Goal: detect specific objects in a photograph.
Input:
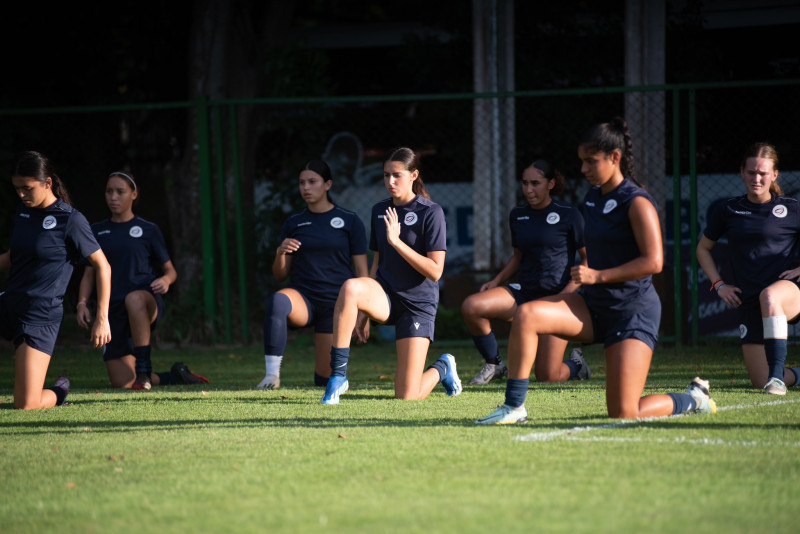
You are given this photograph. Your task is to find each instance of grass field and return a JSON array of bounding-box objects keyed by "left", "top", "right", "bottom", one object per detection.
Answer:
[{"left": 1, "top": 337, "right": 798, "bottom": 533}]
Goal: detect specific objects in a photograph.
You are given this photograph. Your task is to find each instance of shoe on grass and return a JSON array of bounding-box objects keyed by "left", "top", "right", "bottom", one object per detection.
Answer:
[
  {"left": 54, "top": 376, "right": 70, "bottom": 395},
  {"left": 467, "top": 360, "right": 508, "bottom": 385},
  {"left": 256, "top": 374, "right": 280, "bottom": 390},
  {"left": 171, "top": 362, "right": 210, "bottom": 384},
  {"left": 686, "top": 376, "right": 717, "bottom": 414},
  {"left": 568, "top": 348, "right": 591, "bottom": 380},
  {"left": 764, "top": 377, "right": 787, "bottom": 396},
  {"left": 321, "top": 376, "right": 349, "bottom": 405},
  {"left": 131, "top": 373, "right": 152, "bottom": 391},
  {"left": 475, "top": 404, "right": 528, "bottom": 425},
  {"left": 439, "top": 353, "right": 462, "bottom": 396}
]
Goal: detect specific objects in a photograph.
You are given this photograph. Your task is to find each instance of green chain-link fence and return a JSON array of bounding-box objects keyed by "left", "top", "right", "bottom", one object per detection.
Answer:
[{"left": 3, "top": 80, "right": 799, "bottom": 344}]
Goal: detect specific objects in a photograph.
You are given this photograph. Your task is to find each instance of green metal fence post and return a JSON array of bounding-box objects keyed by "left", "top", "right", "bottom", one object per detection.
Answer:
[
  {"left": 228, "top": 105, "right": 249, "bottom": 344},
  {"left": 213, "top": 105, "right": 233, "bottom": 343},
  {"left": 688, "top": 89, "right": 698, "bottom": 346},
  {"left": 672, "top": 88, "right": 682, "bottom": 347},
  {"left": 197, "top": 95, "right": 217, "bottom": 335}
]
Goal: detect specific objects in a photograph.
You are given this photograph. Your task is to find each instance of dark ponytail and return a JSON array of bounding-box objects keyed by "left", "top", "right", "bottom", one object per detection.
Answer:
[
  {"left": 13, "top": 150, "right": 72, "bottom": 205},
  {"left": 579, "top": 117, "right": 641, "bottom": 187},
  {"left": 386, "top": 147, "right": 430, "bottom": 200}
]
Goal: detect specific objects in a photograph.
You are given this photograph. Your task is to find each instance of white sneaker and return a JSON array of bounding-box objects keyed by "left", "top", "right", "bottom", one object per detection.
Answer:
[
  {"left": 475, "top": 404, "right": 528, "bottom": 425},
  {"left": 764, "top": 377, "right": 787, "bottom": 395},
  {"left": 256, "top": 374, "right": 280, "bottom": 390},
  {"left": 686, "top": 377, "right": 717, "bottom": 414}
]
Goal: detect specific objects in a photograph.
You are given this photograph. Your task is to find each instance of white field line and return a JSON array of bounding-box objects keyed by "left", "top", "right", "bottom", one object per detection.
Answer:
[{"left": 515, "top": 397, "right": 800, "bottom": 443}]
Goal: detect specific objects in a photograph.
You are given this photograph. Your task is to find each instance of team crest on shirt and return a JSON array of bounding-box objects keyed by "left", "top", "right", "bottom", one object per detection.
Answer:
[
  {"left": 546, "top": 212, "right": 560, "bottom": 225},
  {"left": 404, "top": 212, "right": 418, "bottom": 226},
  {"left": 739, "top": 324, "right": 747, "bottom": 339},
  {"left": 129, "top": 225, "right": 143, "bottom": 238},
  {"left": 602, "top": 199, "right": 618, "bottom": 214},
  {"left": 330, "top": 217, "right": 345, "bottom": 229},
  {"left": 42, "top": 215, "right": 57, "bottom": 230},
  {"left": 772, "top": 204, "right": 787, "bottom": 218}
]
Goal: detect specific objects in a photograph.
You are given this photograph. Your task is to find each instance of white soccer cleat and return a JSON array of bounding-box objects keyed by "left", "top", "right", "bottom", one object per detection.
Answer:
[
  {"left": 475, "top": 404, "right": 528, "bottom": 425},
  {"left": 686, "top": 377, "right": 717, "bottom": 414},
  {"left": 256, "top": 374, "right": 280, "bottom": 390}
]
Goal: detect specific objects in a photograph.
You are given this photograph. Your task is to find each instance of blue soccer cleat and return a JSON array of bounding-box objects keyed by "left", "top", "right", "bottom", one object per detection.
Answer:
[
  {"left": 475, "top": 404, "right": 528, "bottom": 425},
  {"left": 321, "top": 375, "right": 349, "bottom": 405},
  {"left": 439, "top": 353, "right": 462, "bottom": 396}
]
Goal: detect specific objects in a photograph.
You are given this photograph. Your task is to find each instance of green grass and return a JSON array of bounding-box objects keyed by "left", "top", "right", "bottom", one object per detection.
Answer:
[{"left": 1, "top": 338, "right": 799, "bottom": 533}]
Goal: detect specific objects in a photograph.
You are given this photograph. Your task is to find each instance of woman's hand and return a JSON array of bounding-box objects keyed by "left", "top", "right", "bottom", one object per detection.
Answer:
[
  {"left": 277, "top": 238, "right": 301, "bottom": 255},
  {"left": 90, "top": 314, "right": 111, "bottom": 348},
  {"left": 384, "top": 207, "right": 402, "bottom": 248},
  {"left": 779, "top": 266, "right": 800, "bottom": 283},
  {"left": 353, "top": 311, "right": 371, "bottom": 344},
  {"left": 480, "top": 279, "right": 499, "bottom": 292},
  {"left": 76, "top": 302, "right": 92, "bottom": 329},
  {"left": 150, "top": 276, "right": 171, "bottom": 295},
  {"left": 717, "top": 283, "right": 742, "bottom": 308},
  {"left": 570, "top": 264, "right": 600, "bottom": 286}
]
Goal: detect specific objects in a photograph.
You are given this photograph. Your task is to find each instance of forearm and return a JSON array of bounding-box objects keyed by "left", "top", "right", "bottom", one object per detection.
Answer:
[{"left": 391, "top": 241, "right": 444, "bottom": 281}]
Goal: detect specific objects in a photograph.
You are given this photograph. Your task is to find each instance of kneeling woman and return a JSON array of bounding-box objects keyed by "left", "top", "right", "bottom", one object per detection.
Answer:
[
  {"left": 78, "top": 171, "right": 208, "bottom": 390},
  {"left": 1, "top": 151, "right": 111, "bottom": 409},
  {"left": 321, "top": 147, "right": 461, "bottom": 404},
  {"left": 477, "top": 118, "right": 716, "bottom": 424}
]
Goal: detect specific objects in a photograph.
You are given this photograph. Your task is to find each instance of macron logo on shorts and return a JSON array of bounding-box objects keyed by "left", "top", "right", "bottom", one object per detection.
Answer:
[
  {"left": 739, "top": 324, "right": 747, "bottom": 339},
  {"left": 414, "top": 322, "right": 420, "bottom": 330}
]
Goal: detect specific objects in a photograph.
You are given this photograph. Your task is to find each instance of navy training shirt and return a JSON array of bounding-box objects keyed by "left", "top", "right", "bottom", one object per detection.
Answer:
[
  {"left": 369, "top": 195, "right": 447, "bottom": 316},
  {"left": 5, "top": 199, "right": 100, "bottom": 323},
  {"left": 581, "top": 179, "right": 661, "bottom": 312},
  {"left": 280, "top": 205, "right": 367, "bottom": 305},
  {"left": 703, "top": 194, "right": 800, "bottom": 303},
  {"left": 510, "top": 200, "right": 585, "bottom": 294},
  {"left": 92, "top": 216, "right": 171, "bottom": 302}
]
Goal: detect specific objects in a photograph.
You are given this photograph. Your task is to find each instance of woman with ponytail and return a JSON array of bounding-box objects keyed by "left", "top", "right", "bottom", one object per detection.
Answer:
[
  {"left": 697, "top": 142, "right": 800, "bottom": 395},
  {"left": 321, "top": 147, "right": 461, "bottom": 404},
  {"left": 478, "top": 118, "right": 716, "bottom": 424},
  {"left": 0, "top": 151, "right": 111, "bottom": 409}
]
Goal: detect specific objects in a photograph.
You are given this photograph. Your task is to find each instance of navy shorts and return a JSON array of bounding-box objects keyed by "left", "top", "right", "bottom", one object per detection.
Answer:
[
  {"left": 588, "top": 302, "right": 661, "bottom": 351},
  {"left": 508, "top": 284, "right": 550, "bottom": 306},
  {"left": 737, "top": 301, "right": 800, "bottom": 345},
  {"left": 103, "top": 292, "right": 165, "bottom": 361},
  {"left": 0, "top": 292, "right": 62, "bottom": 356},
  {"left": 294, "top": 292, "right": 335, "bottom": 334},
  {"left": 380, "top": 291, "right": 436, "bottom": 341}
]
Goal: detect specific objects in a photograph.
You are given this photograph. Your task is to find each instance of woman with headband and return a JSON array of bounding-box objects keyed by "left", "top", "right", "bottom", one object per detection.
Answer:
[
  {"left": 461, "top": 160, "right": 590, "bottom": 386},
  {"left": 77, "top": 171, "right": 209, "bottom": 390}
]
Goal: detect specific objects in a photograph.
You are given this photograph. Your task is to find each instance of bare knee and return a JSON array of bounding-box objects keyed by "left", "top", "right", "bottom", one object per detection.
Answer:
[
  {"left": 534, "top": 369, "right": 562, "bottom": 383},
  {"left": 124, "top": 290, "right": 150, "bottom": 313}
]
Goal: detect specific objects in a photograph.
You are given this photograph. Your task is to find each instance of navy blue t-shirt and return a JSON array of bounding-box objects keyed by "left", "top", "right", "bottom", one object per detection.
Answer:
[
  {"left": 5, "top": 199, "right": 99, "bottom": 323},
  {"left": 510, "top": 200, "right": 585, "bottom": 294},
  {"left": 369, "top": 195, "right": 447, "bottom": 316},
  {"left": 92, "top": 216, "right": 171, "bottom": 303},
  {"left": 280, "top": 205, "right": 367, "bottom": 305},
  {"left": 703, "top": 194, "right": 800, "bottom": 304},
  {"left": 581, "top": 179, "right": 660, "bottom": 313}
]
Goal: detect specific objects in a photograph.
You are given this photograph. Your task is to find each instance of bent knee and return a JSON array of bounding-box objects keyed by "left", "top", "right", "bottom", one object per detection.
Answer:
[{"left": 124, "top": 290, "right": 153, "bottom": 310}]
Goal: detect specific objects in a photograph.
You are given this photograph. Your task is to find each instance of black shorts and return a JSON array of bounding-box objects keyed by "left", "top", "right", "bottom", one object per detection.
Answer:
[
  {"left": 508, "top": 284, "right": 550, "bottom": 306},
  {"left": 103, "top": 292, "right": 165, "bottom": 361},
  {"left": 380, "top": 291, "right": 436, "bottom": 342},
  {"left": 588, "top": 302, "right": 661, "bottom": 351},
  {"left": 0, "top": 292, "right": 61, "bottom": 356},
  {"left": 738, "top": 301, "right": 800, "bottom": 345},
  {"left": 293, "top": 292, "right": 335, "bottom": 334}
]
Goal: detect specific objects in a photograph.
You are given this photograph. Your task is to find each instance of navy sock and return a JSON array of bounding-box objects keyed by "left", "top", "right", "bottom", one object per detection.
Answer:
[
  {"left": 264, "top": 293, "right": 292, "bottom": 355},
  {"left": 157, "top": 371, "right": 177, "bottom": 385},
  {"left": 565, "top": 359, "right": 579, "bottom": 379},
  {"left": 667, "top": 392, "right": 697, "bottom": 415},
  {"left": 427, "top": 358, "right": 448, "bottom": 382},
  {"left": 48, "top": 386, "right": 67, "bottom": 406},
  {"left": 133, "top": 345, "right": 152, "bottom": 374},
  {"left": 764, "top": 338, "right": 787, "bottom": 381},
  {"left": 314, "top": 372, "right": 329, "bottom": 387},
  {"left": 472, "top": 333, "right": 501, "bottom": 364},
  {"left": 504, "top": 378, "right": 529, "bottom": 409},
  {"left": 790, "top": 367, "right": 800, "bottom": 388},
  {"left": 330, "top": 347, "right": 350, "bottom": 377}
]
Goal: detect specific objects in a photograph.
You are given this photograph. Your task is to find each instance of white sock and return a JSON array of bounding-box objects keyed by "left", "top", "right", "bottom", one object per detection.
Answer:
[{"left": 265, "top": 355, "right": 283, "bottom": 376}]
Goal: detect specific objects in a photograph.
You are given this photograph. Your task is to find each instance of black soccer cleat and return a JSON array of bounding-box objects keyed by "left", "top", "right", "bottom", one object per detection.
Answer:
[{"left": 171, "top": 362, "right": 210, "bottom": 384}]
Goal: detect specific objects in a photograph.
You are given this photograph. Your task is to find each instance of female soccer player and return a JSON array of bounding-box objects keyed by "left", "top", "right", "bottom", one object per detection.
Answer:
[
  {"left": 77, "top": 171, "right": 207, "bottom": 390},
  {"left": 477, "top": 117, "right": 716, "bottom": 424},
  {"left": 461, "top": 160, "right": 589, "bottom": 385},
  {"left": 321, "top": 147, "right": 460, "bottom": 404},
  {"left": 697, "top": 142, "right": 800, "bottom": 395},
  {"left": 258, "top": 159, "right": 368, "bottom": 389},
  {"left": 1, "top": 150, "right": 111, "bottom": 409}
]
